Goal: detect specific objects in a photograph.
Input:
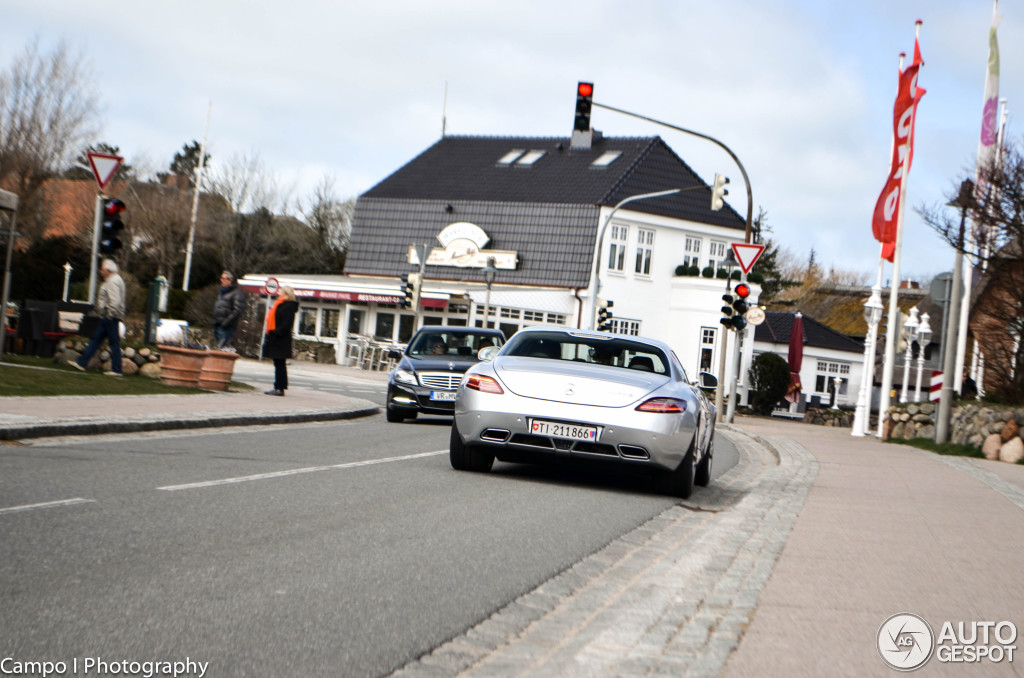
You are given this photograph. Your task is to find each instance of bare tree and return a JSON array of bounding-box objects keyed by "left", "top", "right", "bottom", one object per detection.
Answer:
[
  {"left": 205, "top": 150, "right": 293, "bottom": 214},
  {"left": 918, "top": 138, "right": 1024, "bottom": 403},
  {"left": 0, "top": 39, "right": 100, "bottom": 243},
  {"left": 303, "top": 175, "right": 354, "bottom": 267}
]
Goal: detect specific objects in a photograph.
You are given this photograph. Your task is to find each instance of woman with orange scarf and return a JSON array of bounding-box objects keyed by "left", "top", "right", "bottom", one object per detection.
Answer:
[{"left": 263, "top": 286, "right": 299, "bottom": 396}]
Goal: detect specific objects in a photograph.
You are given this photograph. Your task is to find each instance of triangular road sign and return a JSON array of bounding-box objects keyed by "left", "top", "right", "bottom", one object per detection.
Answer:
[
  {"left": 87, "top": 152, "right": 124, "bottom": 190},
  {"left": 732, "top": 243, "right": 766, "bottom": 274}
]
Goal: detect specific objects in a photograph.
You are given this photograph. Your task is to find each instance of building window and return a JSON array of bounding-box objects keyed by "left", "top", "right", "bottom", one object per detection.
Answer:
[
  {"left": 609, "top": 318, "right": 640, "bottom": 335},
  {"left": 500, "top": 308, "right": 521, "bottom": 319},
  {"left": 684, "top": 236, "right": 702, "bottom": 268},
  {"left": 709, "top": 240, "right": 728, "bottom": 273},
  {"left": 699, "top": 327, "right": 716, "bottom": 371},
  {"left": 634, "top": 228, "right": 654, "bottom": 276},
  {"left": 347, "top": 308, "right": 365, "bottom": 335},
  {"left": 545, "top": 313, "right": 566, "bottom": 325},
  {"left": 398, "top": 314, "right": 416, "bottom": 343},
  {"left": 298, "top": 308, "right": 317, "bottom": 336},
  {"left": 608, "top": 225, "right": 627, "bottom": 272},
  {"left": 815, "top": 361, "right": 850, "bottom": 396},
  {"left": 322, "top": 309, "right": 340, "bottom": 337},
  {"left": 375, "top": 313, "right": 395, "bottom": 341},
  {"left": 523, "top": 310, "right": 545, "bottom": 323}
]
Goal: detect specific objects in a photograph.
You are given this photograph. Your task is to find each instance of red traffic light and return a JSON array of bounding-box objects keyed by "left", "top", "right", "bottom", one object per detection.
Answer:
[
  {"left": 734, "top": 283, "right": 750, "bottom": 299},
  {"left": 577, "top": 82, "right": 593, "bottom": 97},
  {"left": 104, "top": 198, "right": 125, "bottom": 215}
]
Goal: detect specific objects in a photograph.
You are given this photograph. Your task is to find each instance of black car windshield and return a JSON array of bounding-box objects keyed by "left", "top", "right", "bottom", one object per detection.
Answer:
[
  {"left": 503, "top": 332, "right": 670, "bottom": 375},
  {"left": 409, "top": 331, "right": 504, "bottom": 357}
]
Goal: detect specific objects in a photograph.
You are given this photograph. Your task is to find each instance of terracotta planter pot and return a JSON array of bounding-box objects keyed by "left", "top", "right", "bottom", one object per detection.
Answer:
[
  {"left": 157, "top": 345, "right": 206, "bottom": 388},
  {"left": 199, "top": 350, "right": 239, "bottom": 391}
]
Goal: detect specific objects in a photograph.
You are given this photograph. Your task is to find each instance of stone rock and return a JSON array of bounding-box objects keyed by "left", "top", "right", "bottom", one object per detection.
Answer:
[
  {"left": 982, "top": 434, "right": 1003, "bottom": 460},
  {"left": 138, "top": 347, "right": 151, "bottom": 358},
  {"left": 900, "top": 412, "right": 911, "bottom": 422},
  {"left": 917, "top": 424, "right": 935, "bottom": 439},
  {"left": 912, "top": 413, "right": 931, "bottom": 423},
  {"left": 999, "top": 437, "right": 1024, "bottom": 464},
  {"left": 1001, "top": 417, "right": 1019, "bottom": 443},
  {"left": 123, "top": 346, "right": 136, "bottom": 360},
  {"left": 138, "top": 362, "right": 162, "bottom": 379},
  {"left": 920, "top": 402, "right": 935, "bottom": 415},
  {"left": 891, "top": 422, "right": 905, "bottom": 439},
  {"left": 907, "top": 404, "right": 920, "bottom": 415},
  {"left": 120, "top": 360, "right": 139, "bottom": 375}
]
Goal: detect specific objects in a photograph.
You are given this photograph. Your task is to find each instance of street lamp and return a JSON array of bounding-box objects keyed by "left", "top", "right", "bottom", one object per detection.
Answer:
[
  {"left": 832, "top": 376, "right": 842, "bottom": 409},
  {"left": 899, "top": 307, "right": 920, "bottom": 403},
  {"left": 914, "top": 312, "right": 931, "bottom": 402},
  {"left": 588, "top": 188, "right": 682, "bottom": 330},
  {"left": 852, "top": 284, "right": 884, "bottom": 437},
  {"left": 482, "top": 257, "right": 497, "bottom": 329}
]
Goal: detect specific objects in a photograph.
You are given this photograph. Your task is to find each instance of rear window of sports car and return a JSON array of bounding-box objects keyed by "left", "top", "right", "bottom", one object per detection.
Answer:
[{"left": 503, "top": 332, "right": 669, "bottom": 375}]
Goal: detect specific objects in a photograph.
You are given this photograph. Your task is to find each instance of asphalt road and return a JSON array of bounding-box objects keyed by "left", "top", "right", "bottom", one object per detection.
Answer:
[{"left": 0, "top": 415, "right": 737, "bottom": 677}]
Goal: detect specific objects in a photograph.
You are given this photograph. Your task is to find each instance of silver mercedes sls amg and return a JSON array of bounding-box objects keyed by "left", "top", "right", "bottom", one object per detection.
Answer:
[{"left": 450, "top": 326, "right": 718, "bottom": 498}]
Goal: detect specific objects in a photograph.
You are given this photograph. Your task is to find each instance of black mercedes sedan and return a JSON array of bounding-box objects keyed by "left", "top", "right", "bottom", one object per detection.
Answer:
[{"left": 385, "top": 325, "right": 507, "bottom": 422}]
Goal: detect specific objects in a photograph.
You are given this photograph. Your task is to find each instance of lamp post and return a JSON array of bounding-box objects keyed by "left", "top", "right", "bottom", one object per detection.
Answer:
[
  {"left": 832, "top": 376, "right": 842, "bottom": 409},
  {"left": 914, "top": 312, "right": 931, "bottom": 402},
  {"left": 62, "top": 262, "right": 73, "bottom": 301},
  {"left": 936, "top": 179, "right": 974, "bottom": 444},
  {"left": 899, "top": 307, "right": 920, "bottom": 403},
  {"left": 852, "top": 284, "right": 884, "bottom": 436},
  {"left": 482, "top": 257, "right": 497, "bottom": 329},
  {"left": 588, "top": 189, "right": 682, "bottom": 330}
]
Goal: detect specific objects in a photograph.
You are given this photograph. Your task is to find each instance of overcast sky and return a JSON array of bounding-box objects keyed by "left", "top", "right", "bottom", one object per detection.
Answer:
[{"left": 3, "top": 0, "right": 1016, "bottom": 283}]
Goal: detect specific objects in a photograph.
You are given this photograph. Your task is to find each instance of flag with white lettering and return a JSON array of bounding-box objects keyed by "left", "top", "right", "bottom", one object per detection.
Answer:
[{"left": 872, "top": 34, "right": 926, "bottom": 263}]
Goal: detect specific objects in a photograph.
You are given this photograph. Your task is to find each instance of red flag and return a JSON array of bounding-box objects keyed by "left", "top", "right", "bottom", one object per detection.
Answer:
[
  {"left": 872, "top": 36, "right": 926, "bottom": 262},
  {"left": 784, "top": 313, "right": 804, "bottom": 404}
]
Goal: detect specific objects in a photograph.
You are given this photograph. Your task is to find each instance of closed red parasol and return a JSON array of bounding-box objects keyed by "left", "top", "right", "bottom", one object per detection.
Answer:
[{"left": 785, "top": 312, "right": 804, "bottom": 403}]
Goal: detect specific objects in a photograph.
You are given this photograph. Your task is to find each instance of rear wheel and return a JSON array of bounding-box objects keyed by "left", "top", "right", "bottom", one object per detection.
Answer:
[
  {"left": 657, "top": 442, "right": 696, "bottom": 499},
  {"left": 695, "top": 437, "right": 714, "bottom": 487},
  {"left": 449, "top": 422, "right": 494, "bottom": 472}
]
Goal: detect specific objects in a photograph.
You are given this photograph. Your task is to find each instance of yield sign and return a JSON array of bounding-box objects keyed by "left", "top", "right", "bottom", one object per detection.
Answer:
[
  {"left": 731, "top": 243, "right": 766, "bottom": 274},
  {"left": 87, "top": 152, "right": 124, "bottom": 190}
]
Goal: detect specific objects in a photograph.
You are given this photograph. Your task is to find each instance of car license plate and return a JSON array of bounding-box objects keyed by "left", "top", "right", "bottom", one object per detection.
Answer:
[
  {"left": 530, "top": 419, "right": 599, "bottom": 441},
  {"left": 430, "top": 391, "right": 457, "bottom": 401}
]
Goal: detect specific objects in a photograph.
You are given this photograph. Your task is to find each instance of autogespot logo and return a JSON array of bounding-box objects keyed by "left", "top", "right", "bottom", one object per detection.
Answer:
[{"left": 878, "top": 613, "right": 935, "bottom": 671}]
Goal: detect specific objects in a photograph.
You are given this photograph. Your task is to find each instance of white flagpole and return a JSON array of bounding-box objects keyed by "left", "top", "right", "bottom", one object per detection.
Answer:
[
  {"left": 877, "top": 41, "right": 918, "bottom": 438},
  {"left": 182, "top": 101, "right": 212, "bottom": 292}
]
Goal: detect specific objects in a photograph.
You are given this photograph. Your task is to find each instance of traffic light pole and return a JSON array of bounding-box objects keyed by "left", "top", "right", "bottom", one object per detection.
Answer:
[
  {"left": 592, "top": 101, "right": 754, "bottom": 244},
  {"left": 88, "top": 193, "right": 103, "bottom": 305}
]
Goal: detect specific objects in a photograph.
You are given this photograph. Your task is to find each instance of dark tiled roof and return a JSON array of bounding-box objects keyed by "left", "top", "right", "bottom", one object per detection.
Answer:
[
  {"left": 755, "top": 311, "right": 864, "bottom": 354},
  {"left": 346, "top": 134, "right": 746, "bottom": 286}
]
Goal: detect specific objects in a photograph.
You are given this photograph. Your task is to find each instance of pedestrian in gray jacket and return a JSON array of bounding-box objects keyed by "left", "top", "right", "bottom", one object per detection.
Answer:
[
  {"left": 68, "top": 259, "right": 126, "bottom": 375},
  {"left": 213, "top": 270, "right": 246, "bottom": 349}
]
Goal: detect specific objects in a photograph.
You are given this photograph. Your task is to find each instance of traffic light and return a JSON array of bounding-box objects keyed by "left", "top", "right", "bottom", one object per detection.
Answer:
[
  {"left": 720, "top": 291, "right": 736, "bottom": 327},
  {"left": 100, "top": 198, "right": 125, "bottom": 254},
  {"left": 596, "top": 298, "right": 614, "bottom": 332},
  {"left": 400, "top": 273, "right": 421, "bottom": 309},
  {"left": 574, "top": 82, "right": 594, "bottom": 132},
  {"left": 719, "top": 283, "right": 751, "bottom": 331},
  {"left": 730, "top": 283, "right": 750, "bottom": 331},
  {"left": 710, "top": 173, "right": 730, "bottom": 211}
]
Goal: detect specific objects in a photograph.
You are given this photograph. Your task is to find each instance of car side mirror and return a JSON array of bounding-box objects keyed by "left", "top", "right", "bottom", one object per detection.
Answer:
[
  {"left": 387, "top": 349, "right": 403, "bottom": 361},
  {"left": 697, "top": 371, "right": 718, "bottom": 392},
  {"left": 477, "top": 346, "right": 500, "bottom": 361}
]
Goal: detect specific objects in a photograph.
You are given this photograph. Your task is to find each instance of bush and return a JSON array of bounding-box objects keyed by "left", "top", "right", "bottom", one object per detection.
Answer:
[
  {"left": 701, "top": 266, "right": 714, "bottom": 278},
  {"left": 674, "top": 264, "right": 691, "bottom": 276},
  {"left": 748, "top": 352, "right": 790, "bottom": 415},
  {"left": 716, "top": 268, "right": 729, "bottom": 279},
  {"left": 748, "top": 271, "right": 764, "bottom": 284}
]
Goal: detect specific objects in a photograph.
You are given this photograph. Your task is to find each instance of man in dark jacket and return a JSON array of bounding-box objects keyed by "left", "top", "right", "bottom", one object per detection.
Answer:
[{"left": 213, "top": 271, "right": 246, "bottom": 349}]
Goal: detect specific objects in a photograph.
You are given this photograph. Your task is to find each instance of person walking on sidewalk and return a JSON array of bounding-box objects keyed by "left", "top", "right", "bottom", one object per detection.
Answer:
[
  {"left": 69, "top": 259, "right": 126, "bottom": 376},
  {"left": 263, "top": 285, "right": 298, "bottom": 396},
  {"left": 212, "top": 270, "right": 246, "bottom": 350}
]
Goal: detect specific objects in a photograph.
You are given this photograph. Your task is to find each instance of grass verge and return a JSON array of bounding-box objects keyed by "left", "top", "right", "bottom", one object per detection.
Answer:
[
  {"left": 0, "top": 355, "right": 252, "bottom": 397},
  {"left": 886, "top": 436, "right": 985, "bottom": 459}
]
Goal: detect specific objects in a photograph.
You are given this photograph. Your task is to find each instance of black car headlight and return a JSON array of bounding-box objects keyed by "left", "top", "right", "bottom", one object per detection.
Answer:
[{"left": 393, "top": 368, "right": 418, "bottom": 386}]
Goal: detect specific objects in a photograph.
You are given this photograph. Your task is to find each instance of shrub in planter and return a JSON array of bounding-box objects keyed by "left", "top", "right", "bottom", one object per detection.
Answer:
[
  {"left": 716, "top": 268, "right": 729, "bottom": 279},
  {"left": 702, "top": 266, "right": 715, "bottom": 278}
]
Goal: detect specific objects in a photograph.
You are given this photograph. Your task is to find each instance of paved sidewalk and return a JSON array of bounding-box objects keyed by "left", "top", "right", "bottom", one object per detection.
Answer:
[{"left": 0, "top": 358, "right": 382, "bottom": 440}]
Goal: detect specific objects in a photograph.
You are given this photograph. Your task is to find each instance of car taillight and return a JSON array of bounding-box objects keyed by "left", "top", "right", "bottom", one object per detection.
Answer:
[
  {"left": 635, "top": 398, "right": 686, "bottom": 413},
  {"left": 466, "top": 374, "right": 504, "bottom": 394}
]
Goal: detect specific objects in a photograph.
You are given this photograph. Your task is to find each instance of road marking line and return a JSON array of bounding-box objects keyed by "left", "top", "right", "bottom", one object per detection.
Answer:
[
  {"left": 0, "top": 498, "right": 95, "bottom": 515},
  {"left": 157, "top": 450, "right": 447, "bottom": 491}
]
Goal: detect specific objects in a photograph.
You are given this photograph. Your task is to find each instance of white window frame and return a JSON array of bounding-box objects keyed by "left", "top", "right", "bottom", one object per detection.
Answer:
[
  {"left": 709, "top": 240, "right": 728, "bottom": 273},
  {"left": 684, "top": 236, "right": 702, "bottom": 268},
  {"left": 634, "top": 228, "right": 655, "bottom": 277},
  {"left": 608, "top": 224, "right": 627, "bottom": 273}
]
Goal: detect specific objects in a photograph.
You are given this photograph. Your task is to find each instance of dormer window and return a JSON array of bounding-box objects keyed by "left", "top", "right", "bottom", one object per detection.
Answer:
[
  {"left": 497, "top": 149, "right": 526, "bottom": 165},
  {"left": 591, "top": 151, "right": 622, "bottom": 167},
  {"left": 516, "top": 150, "right": 546, "bottom": 165}
]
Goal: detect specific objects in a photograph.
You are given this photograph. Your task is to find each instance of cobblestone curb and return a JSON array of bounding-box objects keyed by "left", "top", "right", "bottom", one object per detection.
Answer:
[
  {"left": 388, "top": 427, "right": 818, "bottom": 678},
  {"left": 908, "top": 449, "right": 1024, "bottom": 514}
]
